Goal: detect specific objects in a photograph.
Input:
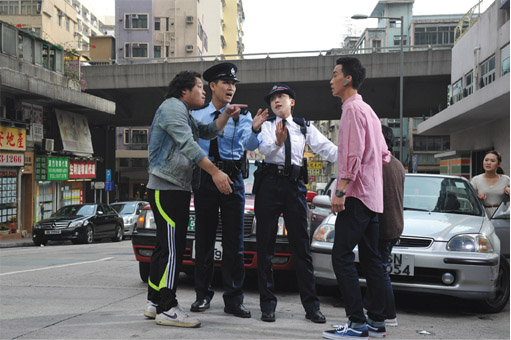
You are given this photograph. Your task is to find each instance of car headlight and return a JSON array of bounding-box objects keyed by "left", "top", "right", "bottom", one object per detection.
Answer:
[
  {"left": 124, "top": 216, "right": 133, "bottom": 224},
  {"left": 33, "top": 222, "right": 42, "bottom": 229},
  {"left": 447, "top": 234, "right": 494, "bottom": 253},
  {"left": 312, "top": 223, "right": 335, "bottom": 243},
  {"left": 69, "top": 220, "right": 84, "bottom": 228}
]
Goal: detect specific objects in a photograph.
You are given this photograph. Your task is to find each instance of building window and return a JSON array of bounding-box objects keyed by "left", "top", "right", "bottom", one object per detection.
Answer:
[
  {"left": 124, "top": 43, "right": 148, "bottom": 58},
  {"left": 502, "top": 44, "right": 510, "bottom": 75},
  {"left": 414, "top": 24, "right": 456, "bottom": 46},
  {"left": 0, "top": 0, "right": 20, "bottom": 15},
  {"left": 372, "top": 39, "right": 381, "bottom": 52},
  {"left": 124, "top": 129, "right": 148, "bottom": 144},
  {"left": 464, "top": 71, "right": 473, "bottom": 97},
  {"left": 388, "top": 119, "right": 400, "bottom": 128},
  {"left": 124, "top": 14, "right": 149, "bottom": 29},
  {"left": 57, "top": 9, "right": 64, "bottom": 26},
  {"left": 154, "top": 45, "right": 161, "bottom": 58},
  {"left": 480, "top": 55, "right": 496, "bottom": 87},
  {"left": 20, "top": 0, "right": 41, "bottom": 15},
  {"left": 413, "top": 135, "right": 450, "bottom": 151},
  {"left": 154, "top": 17, "right": 161, "bottom": 31},
  {"left": 393, "top": 35, "right": 407, "bottom": 46},
  {"left": 65, "top": 16, "right": 70, "bottom": 31},
  {"left": 451, "top": 78, "right": 462, "bottom": 104}
]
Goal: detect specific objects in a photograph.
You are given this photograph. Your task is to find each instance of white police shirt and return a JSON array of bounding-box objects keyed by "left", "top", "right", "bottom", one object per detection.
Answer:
[{"left": 257, "top": 115, "right": 337, "bottom": 166}]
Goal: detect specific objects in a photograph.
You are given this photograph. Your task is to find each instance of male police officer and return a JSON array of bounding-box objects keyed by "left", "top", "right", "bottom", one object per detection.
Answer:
[
  {"left": 191, "top": 63, "right": 267, "bottom": 318},
  {"left": 255, "top": 84, "right": 337, "bottom": 323}
]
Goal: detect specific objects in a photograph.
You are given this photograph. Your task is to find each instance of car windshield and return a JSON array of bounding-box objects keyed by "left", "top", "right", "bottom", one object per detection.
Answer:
[
  {"left": 404, "top": 176, "right": 482, "bottom": 216},
  {"left": 111, "top": 203, "right": 137, "bottom": 214},
  {"left": 52, "top": 205, "right": 96, "bottom": 217}
]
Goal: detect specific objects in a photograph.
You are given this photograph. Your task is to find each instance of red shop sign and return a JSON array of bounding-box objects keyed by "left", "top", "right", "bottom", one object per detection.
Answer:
[{"left": 69, "top": 160, "right": 96, "bottom": 179}]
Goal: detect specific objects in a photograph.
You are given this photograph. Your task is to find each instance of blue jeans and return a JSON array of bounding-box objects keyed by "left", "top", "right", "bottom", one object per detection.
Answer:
[{"left": 332, "top": 197, "right": 385, "bottom": 324}]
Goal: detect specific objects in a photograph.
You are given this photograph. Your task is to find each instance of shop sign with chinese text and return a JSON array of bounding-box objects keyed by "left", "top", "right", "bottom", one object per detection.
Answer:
[
  {"left": 35, "top": 156, "right": 69, "bottom": 181},
  {"left": 0, "top": 127, "right": 26, "bottom": 151},
  {"left": 0, "top": 153, "right": 24, "bottom": 166},
  {"left": 69, "top": 160, "right": 96, "bottom": 179}
]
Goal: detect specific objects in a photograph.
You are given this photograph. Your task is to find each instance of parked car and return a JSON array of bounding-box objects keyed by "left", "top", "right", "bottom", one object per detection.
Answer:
[
  {"left": 489, "top": 197, "right": 510, "bottom": 311},
  {"left": 131, "top": 161, "right": 299, "bottom": 283},
  {"left": 310, "top": 174, "right": 508, "bottom": 313},
  {"left": 110, "top": 201, "right": 149, "bottom": 238},
  {"left": 32, "top": 203, "right": 124, "bottom": 246}
]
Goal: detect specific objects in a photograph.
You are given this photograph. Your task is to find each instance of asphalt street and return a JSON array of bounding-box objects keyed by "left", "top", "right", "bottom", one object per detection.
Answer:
[{"left": 0, "top": 240, "right": 509, "bottom": 339}]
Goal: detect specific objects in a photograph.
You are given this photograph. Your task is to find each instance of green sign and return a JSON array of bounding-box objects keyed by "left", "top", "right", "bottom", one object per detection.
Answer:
[{"left": 35, "top": 156, "right": 69, "bottom": 181}]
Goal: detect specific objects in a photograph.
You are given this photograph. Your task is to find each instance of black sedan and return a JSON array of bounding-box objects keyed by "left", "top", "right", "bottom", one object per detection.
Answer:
[{"left": 32, "top": 204, "right": 124, "bottom": 246}]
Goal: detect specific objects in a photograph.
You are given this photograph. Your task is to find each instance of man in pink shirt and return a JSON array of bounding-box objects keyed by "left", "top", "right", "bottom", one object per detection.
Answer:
[{"left": 323, "top": 57, "right": 391, "bottom": 340}]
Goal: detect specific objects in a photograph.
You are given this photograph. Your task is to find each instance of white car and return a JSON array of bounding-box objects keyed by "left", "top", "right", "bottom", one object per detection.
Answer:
[
  {"left": 310, "top": 174, "right": 507, "bottom": 313},
  {"left": 111, "top": 201, "right": 149, "bottom": 238}
]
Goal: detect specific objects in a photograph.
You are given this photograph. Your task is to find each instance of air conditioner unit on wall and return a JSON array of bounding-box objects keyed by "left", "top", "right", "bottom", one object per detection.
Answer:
[
  {"left": 186, "top": 16, "right": 193, "bottom": 24},
  {"left": 185, "top": 45, "right": 193, "bottom": 52},
  {"left": 43, "top": 138, "right": 54, "bottom": 153}
]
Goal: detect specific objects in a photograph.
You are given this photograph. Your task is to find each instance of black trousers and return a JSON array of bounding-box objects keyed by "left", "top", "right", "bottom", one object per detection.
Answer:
[
  {"left": 254, "top": 174, "right": 320, "bottom": 313},
  {"left": 193, "top": 171, "right": 245, "bottom": 306},
  {"left": 147, "top": 189, "right": 191, "bottom": 313},
  {"left": 332, "top": 197, "right": 385, "bottom": 323}
]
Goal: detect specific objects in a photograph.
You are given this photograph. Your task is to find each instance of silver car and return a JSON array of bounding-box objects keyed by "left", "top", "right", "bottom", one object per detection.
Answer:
[
  {"left": 310, "top": 174, "right": 507, "bottom": 313},
  {"left": 111, "top": 201, "right": 149, "bottom": 238}
]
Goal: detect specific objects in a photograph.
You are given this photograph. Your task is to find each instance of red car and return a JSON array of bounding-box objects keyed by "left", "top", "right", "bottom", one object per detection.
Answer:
[{"left": 131, "top": 163, "right": 304, "bottom": 282}]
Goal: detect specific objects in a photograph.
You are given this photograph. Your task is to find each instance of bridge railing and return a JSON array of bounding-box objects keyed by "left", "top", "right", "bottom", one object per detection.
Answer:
[{"left": 88, "top": 44, "right": 453, "bottom": 66}]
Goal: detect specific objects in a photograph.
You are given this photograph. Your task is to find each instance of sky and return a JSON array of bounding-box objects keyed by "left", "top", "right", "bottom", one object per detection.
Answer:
[{"left": 80, "top": 0, "right": 492, "bottom": 54}]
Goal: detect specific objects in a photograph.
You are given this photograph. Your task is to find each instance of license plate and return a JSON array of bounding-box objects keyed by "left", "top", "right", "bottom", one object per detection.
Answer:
[
  {"left": 192, "top": 240, "right": 223, "bottom": 261},
  {"left": 188, "top": 215, "right": 196, "bottom": 231},
  {"left": 386, "top": 253, "right": 414, "bottom": 276},
  {"left": 44, "top": 230, "right": 61, "bottom": 235}
]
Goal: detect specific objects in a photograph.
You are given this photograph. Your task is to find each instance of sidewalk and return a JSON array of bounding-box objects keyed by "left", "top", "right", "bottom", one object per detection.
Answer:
[{"left": 0, "top": 233, "right": 34, "bottom": 248}]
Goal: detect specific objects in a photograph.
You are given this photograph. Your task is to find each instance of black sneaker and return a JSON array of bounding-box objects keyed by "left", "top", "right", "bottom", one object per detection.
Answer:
[{"left": 190, "top": 298, "right": 210, "bottom": 312}]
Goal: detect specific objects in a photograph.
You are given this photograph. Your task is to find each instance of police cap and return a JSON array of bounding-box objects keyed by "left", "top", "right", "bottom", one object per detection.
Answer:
[
  {"left": 264, "top": 83, "right": 296, "bottom": 105},
  {"left": 203, "top": 62, "right": 239, "bottom": 83}
]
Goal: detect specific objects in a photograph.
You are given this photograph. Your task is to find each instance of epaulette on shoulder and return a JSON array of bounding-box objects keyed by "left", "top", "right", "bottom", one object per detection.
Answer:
[{"left": 292, "top": 117, "right": 310, "bottom": 127}]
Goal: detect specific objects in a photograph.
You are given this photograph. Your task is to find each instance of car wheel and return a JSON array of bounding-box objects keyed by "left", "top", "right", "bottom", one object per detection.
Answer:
[
  {"left": 33, "top": 239, "right": 48, "bottom": 246},
  {"left": 82, "top": 226, "right": 94, "bottom": 244},
  {"left": 139, "top": 262, "right": 150, "bottom": 283},
  {"left": 112, "top": 224, "right": 123, "bottom": 242},
  {"left": 478, "top": 257, "right": 510, "bottom": 313}
]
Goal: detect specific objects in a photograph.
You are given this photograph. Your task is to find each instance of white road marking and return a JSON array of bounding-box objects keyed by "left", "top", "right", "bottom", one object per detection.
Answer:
[{"left": 0, "top": 257, "right": 114, "bottom": 276}]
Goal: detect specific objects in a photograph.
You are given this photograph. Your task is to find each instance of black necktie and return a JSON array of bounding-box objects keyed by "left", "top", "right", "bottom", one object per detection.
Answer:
[
  {"left": 283, "top": 119, "right": 291, "bottom": 168},
  {"left": 209, "top": 111, "right": 221, "bottom": 162}
]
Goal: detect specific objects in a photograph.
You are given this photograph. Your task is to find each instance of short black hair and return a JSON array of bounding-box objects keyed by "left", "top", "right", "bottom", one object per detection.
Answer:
[
  {"left": 382, "top": 125, "right": 395, "bottom": 152},
  {"left": 165, "top": 71, "right": 201, "bottom": 99},
  {"left": 336, "top": 57, "right": 366, "bottom": 90}
]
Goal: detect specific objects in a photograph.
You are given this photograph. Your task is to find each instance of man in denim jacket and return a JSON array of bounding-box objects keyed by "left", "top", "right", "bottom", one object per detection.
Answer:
[{"left": 143, "top": 70, "right": 245, "bottom": 328}]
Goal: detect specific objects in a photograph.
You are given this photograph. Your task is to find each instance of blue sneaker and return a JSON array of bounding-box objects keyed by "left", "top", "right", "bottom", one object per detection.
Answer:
[
  {"left": 322, "top": 323, "right": 369, "bottom": 340},
  {"left": 366, "top": 319, "right": 386, "bottom": 338}
]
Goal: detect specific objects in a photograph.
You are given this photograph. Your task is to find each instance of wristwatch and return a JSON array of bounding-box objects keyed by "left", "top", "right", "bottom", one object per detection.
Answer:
[{"left": 335, "top": 189, "right": 346, "bottom": 198}]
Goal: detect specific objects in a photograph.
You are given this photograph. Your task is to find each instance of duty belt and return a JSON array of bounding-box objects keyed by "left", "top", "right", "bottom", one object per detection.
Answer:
[
  {"left": 214, "top": 160, "right": 243, "bottom": 175},
  {"left": 265, "top": 163, "right": 302, "bottom": 180}
]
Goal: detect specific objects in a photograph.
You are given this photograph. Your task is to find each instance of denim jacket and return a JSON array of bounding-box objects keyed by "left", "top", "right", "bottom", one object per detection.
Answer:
[{"left": 148, "top": 97, "right": 221, "bottom": 190}]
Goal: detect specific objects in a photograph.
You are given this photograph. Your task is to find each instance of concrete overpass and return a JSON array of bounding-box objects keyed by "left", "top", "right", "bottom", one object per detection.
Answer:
[{"left": 83, "top": 49, "right": 452, "bottom": 126}]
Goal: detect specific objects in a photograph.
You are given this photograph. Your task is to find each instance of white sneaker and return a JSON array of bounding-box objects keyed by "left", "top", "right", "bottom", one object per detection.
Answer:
[
  {"left": 385, "top": 318, "right": 398, "bottom": 327},
  {"left": 144, "top": 301, "right": 158, "bottom": 319},
  {"left": 155, "top": 304, "right": 201, "bottom": 328}
]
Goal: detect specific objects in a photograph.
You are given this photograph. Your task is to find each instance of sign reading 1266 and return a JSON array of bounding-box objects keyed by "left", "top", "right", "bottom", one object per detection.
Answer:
[{"left": 0, "top": 153, "right": 24, "bottom": 166}]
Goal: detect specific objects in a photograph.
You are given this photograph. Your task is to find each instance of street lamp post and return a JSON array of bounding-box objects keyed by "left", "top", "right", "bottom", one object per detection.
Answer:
[{"left": 352, "top": 14, "right": 404, "bottom": 163}]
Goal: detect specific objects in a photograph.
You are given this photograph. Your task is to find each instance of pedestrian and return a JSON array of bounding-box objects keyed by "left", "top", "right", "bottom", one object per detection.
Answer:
[
  {"left": 143, "top": 70, "right": 245, "bottom": 328},
  {"left": 323, "top": 57, "right": 391, "bottom": 340},
  {"left": 471, "top": 150, "right": 510, "bottom": 217},
  {"left": 255, "top": 83, "right": 337, "bottom": 323},
  {"left": 374, "top": 125, "right": 405, "bottom": 327},
  {"left": 190, "top": 62, "right": 267, "bottom": 318}
]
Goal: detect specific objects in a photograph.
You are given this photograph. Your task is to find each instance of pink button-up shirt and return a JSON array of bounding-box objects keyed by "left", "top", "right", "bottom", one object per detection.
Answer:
[{"left": 336, "top": 94, "right": 391, "bottom": 213}]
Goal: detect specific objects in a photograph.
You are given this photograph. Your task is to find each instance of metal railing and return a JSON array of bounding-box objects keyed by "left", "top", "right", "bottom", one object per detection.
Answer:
[{"left": 88, "top": 43, "right": 453, "bottom": 66}]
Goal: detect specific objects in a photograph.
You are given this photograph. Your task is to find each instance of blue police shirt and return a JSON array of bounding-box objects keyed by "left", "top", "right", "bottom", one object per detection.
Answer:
[{"left": 192, "top": 102, "right": 260, "bottom": 160}]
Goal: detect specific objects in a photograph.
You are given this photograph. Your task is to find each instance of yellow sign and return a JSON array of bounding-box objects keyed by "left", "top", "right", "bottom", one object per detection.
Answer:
[
  {"left": 0, "top": 127, "right": 26, "bottom": 151},
  {"left": 308, "top": 161, "right": 323, "bottom": 169}
]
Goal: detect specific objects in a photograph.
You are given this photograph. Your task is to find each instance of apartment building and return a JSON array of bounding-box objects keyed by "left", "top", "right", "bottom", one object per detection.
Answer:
[
  {"left": 0, "top": 0, "right": 109, "bottom": 53},
  {"left": 418, "top": 0, "right": 510, "bottom": 177},
  {"left": 115, "top": 0, "right": 245, "bottom": 64}
]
